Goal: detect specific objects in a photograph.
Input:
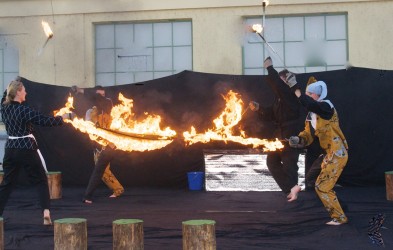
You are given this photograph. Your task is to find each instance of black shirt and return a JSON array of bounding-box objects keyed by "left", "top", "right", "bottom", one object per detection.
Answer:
[{"left": 1, "top": 101, "right": 64, "bottom": 150}]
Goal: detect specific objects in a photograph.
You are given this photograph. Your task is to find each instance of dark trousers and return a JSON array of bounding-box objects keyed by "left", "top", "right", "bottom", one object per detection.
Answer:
[
  {"left": 305, "top": 154, "right": 323, "bottom": 190},
  {"left": 305, "top": 140, "right": 324, "bottom": 190},
  {"left": 84, "top": 146, "right": 115, "bottom": 200},
  {"left": 266, "top": 146, "right": 300, "bottom": 194},
  {"left": 0, "top": 148, "right": 50, "bottom": 216}
]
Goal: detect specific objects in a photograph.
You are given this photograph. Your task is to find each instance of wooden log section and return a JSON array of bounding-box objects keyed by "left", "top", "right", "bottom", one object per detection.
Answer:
[
  {"left": 385, "top": 171, "right": 393, "bottom": 201},
  {"left": 47, "top": 171, "right": 62, "bottom": 199},
  {"left": 54, "top": 218, "right": 87, "bottom": 250},
  {"left": 0, "top": 218, "right": 3, "bottom": 250},
  {"left": 113, "top": 219, "right": 144, "bottom": 250},
  {"left": 182, "top": 220, "right": 216, "bottom": 250}
]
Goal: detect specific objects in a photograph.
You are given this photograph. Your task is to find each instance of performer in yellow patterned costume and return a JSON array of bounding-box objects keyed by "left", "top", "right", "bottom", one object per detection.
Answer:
[{"left": 289, "top": 80, "right": 348, "bottom": 226}]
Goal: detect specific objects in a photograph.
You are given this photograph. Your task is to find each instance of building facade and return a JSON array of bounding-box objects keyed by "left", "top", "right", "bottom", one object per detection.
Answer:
[{"left": 0, "top": 0, "right": 392, "bottom": 88}]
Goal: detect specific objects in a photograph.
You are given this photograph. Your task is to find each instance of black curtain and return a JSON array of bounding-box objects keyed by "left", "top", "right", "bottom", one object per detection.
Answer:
[{"left": 18, "top": 67, "right": 392, "bottom": 187}]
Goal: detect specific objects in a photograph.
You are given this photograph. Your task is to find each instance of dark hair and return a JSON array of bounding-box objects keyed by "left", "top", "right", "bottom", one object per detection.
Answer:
[
  {"left": 94, "top": 85, "right": 104, "bottom": 91},
  {"left": 278, "top": 69, "right": 289, "bottom": 78}
]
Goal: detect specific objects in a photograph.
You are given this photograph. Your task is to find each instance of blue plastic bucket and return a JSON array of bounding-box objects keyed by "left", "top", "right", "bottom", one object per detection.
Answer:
[{"left": 187, "top": 172, "right": 204, "bottom": 191}]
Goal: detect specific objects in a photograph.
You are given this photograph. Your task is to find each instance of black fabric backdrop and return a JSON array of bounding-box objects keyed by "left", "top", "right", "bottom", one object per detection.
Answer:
[{"left": 18, "top": 67, "right": 392, "bottom": 187}]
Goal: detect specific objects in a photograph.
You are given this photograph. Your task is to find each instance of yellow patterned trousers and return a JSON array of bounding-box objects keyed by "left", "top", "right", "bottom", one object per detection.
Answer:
[
  {"left": 315, "top": 152, "right": 348, "bottom": 223},
  {"left": 94, "top": 150, "right": 124, "bottom": 197}
]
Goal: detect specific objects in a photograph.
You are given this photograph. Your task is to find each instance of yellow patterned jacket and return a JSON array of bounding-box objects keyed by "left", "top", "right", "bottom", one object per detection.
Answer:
[{"left": 299, "top": 109, "right": 348, "bottom": 157}]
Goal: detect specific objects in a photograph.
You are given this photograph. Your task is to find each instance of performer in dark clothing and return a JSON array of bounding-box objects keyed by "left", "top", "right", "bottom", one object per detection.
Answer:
[
  {"left": 72, "top": 85, "right": 124, "bottom": 203},
  {"left": 302, "top": 76, "right": 323, "bottom": 190},
  {"left": 0, "top": 79, "right": 68, "bottom": 225},
  {"left": 249, "top": 57, "right": 303, "bottom": 202}
]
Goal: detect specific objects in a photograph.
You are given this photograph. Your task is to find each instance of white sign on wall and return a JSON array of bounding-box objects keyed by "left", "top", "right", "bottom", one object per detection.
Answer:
[{"left": 204, "top": 149, "right": 305, "bottom": 191}]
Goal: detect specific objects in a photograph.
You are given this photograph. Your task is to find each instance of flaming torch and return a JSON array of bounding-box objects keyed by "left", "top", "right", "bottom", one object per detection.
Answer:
[
  {"left": 251, "top": 23, "right": 286, "bottom": 67},
  {"left": 251, "top": 24, "right": 277, "bottom": 55},
  {"left": 41, "top": 20, "right": 54, "bottom": 50},
  {"left": 183, "top": 90, "right": 284, "bottom": 151},
  {"left": 55, "top": 93, "right": 177, "bottom": 152}
]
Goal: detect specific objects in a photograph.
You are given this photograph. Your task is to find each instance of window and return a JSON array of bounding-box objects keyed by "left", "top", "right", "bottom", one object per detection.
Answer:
[
  {"left": 243, "top": 14, "right": 348, "bottom": 75},
  {"left": 0, "top": 37, "right": 19, "bottom": 94},
  {"left": 95, "top": 21, "right": 193, "bottom": 86}
]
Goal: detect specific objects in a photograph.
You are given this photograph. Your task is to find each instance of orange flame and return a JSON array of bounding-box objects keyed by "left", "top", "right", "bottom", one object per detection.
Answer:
[
  {"left": 183, "top": 90, "right": 284, "bottom": 151},
  {"left": 56, "top": 93, "right": 175, "bottom": 152},
  {"left": 54, "top": 96, "right": 74, "bottom": 116},
  {"left": 109, "top": 93, "right": 176, "bottom": 140}
]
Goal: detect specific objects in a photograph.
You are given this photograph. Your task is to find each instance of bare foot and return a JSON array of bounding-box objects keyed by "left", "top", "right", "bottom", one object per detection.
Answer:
[
  {"left": 326, "top": 219, "right": 347, "bottom": 226},
  {"left": 109, "top": 194, "right": 117, "bottom": 198},
  {"left": 43, "top": 209, "right": 52, "bottom": 225},
  {"left": 83, "top": 199, "right": 93, "bottom": 204}
]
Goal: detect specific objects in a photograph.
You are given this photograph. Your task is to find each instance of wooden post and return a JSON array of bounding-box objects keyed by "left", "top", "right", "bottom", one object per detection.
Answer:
[
  {"left": 54, "top": 218, "right": 87, "bottom": 250},
  {"left": 113, "top": 219, "right": 144, "bottom": 250},
  {"left": 47, "top": 171, "right": 62, "bottom": 199},
  {"left": 0, "top": 172, "right": 3, "bottom": 184},
  {"left": 385, "top": 171, "right": 393, "bottom": 201},
  {"left": 0, "top": 218, "right": 3, "bottom": 250},
  {"left": 182, "top": 220, "right": 216, "bottom": 250}
]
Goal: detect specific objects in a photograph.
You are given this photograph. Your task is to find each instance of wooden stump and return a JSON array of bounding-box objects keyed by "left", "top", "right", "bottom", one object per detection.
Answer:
[
  {"left": 113, "top": 219, "right": 144, "bottom": 250},
  {"left": 54, "top": 218, "right": 87, "bottom": 250},
  {"left": 182, "top": 220, "right": 216, "bottom": 250},
  {"left": 0, "top": 172, "right": 3, "bottom": 184},
  {"left": 47, "top": 171, "right": 62, "bottom": 199},
  {"left": 385, "top": 171, "right": 393, "bottom": 201},
  {"left": 0, "top": 218, "right": 3, "bottom": 250}
]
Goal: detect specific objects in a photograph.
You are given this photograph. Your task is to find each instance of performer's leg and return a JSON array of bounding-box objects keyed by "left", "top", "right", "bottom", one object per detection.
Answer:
[
  {"left": 315, "top": 153, "right": 348, "bottom": 224},
  {"left": 305, "top": 140, "right": 323, "bottom": 190},
  {"left": 24, "top": 150, "right": 51, "bottom": 211},
  {"left": 84, "top": 147, "right": 115, "bottom": 201},
  {"left": 281, "top": 148, "right": 300, "bottom": 188},
  {"left": 102, "top": 163, "right": 124, "bottom": 197},
  {"left": 266, "top": 151, "right": 292, "bottom": 194},
  {"left": 0, "top": 149, "right": 21, "bottom": 216},
  {"left": 305, "top": 154, "right": 323, "bottom": 189},
  {"left": 281, "top": 148, "right": 301, "bottom": 201},
  {"left": 24, "top": 150, "right": 52, "bottom": 224}
]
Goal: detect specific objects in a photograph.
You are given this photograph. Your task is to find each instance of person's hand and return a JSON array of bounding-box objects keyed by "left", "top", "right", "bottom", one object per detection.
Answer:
[
  {"left": 249, "top": 101, "right": 260, "bottom": 111},
  {"left": 71, "top": 85, "right": 83, "bottom": 94},
  {"left": 263, "top": 57, "right": 272, "bottom": 69},
  {"left": 61, "top": 112, "right": 75, "bottom": 120},
  {"left": 294, "top": 89, "right": 301, "bottom": 98},
  {"left": 288, "top": 136, "right": 304, "bottom": 148}
]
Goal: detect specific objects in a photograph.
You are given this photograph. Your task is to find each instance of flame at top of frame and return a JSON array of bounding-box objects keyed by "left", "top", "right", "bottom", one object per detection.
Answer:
[
  {"left": 252, "top": 24, "right": 263, "bottom": 34},
  {"left": 41, "top": 20, "right": 54, "bottom": 38}
]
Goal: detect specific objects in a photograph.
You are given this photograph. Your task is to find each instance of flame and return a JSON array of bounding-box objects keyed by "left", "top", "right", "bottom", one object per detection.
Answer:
[
  {"left": 252, "top": 24, "right": 263, "bottom": 34},
  {"left": 109, "top": 93, "right": 176, "bottom": 140},
  {"left": 56, "top": 93, "right": 175, "bottom": 152},
  {"left": 41, "top": 20, "right": 54, "bottom": 38},
  {"left": 183, "top": 90, "right": 284, "bottom": 151},
  {"left": 54, "top": 96, "right": 74, "bottom": 116}
]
